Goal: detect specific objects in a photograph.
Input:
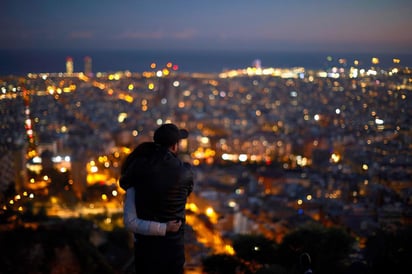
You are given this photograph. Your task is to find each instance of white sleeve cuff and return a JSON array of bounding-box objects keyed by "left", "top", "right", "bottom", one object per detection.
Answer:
[{"left": 123, "top": 187, "right": 167, "bottom": 236}]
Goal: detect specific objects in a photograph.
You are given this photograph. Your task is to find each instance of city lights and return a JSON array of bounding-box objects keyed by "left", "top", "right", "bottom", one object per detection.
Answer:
[{"left": 1, "top": 49, "right": 411, "bottom": 273}]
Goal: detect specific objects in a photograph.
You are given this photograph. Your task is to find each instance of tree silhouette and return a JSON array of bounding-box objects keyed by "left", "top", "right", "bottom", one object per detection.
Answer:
[
  {"left": 201, "top": 224, "right": 355, "bottom": 273},
  {"left": 232, "top": 234, "right": 278, "bottom": 266},
  {"left": 364, "top": 225, "right": 412, "bottom": 274},
  {"left": 277, "top": 224, "right": 355, "bottom": 274},
  {"left": 202, "top": 253, "right": 250, "bottom": 274}
]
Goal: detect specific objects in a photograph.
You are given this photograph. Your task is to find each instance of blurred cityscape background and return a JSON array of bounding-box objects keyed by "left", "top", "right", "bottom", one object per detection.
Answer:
[
  {"left": 2, "top": 1, "right": 412, "bottom": 273},
  {"left": 0, "top": 51, "right": 411, "bottom": 273}
]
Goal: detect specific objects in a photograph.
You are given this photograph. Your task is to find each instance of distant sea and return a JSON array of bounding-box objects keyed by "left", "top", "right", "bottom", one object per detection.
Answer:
[{"left": 1, "top": 49, "right": 411, "bottom": 76}]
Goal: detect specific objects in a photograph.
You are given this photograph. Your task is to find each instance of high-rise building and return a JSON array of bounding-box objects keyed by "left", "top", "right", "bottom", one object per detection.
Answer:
[
  {"left": 0, "top": 151, "right": 19, "bottom": 193},
  {"left": 0, "top": 157, "right": 13, "bottom": 194},
  {"left": 66, "top": 56, "right": 74, "bottom": 74},
  {"left": 84, "top": 56, "right": 92, "bottom": 76}
]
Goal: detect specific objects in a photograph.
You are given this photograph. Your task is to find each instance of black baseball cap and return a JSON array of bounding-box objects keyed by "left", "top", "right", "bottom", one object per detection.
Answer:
[{"left": 153, "top": 123, "right": 188, "bottom": 147}]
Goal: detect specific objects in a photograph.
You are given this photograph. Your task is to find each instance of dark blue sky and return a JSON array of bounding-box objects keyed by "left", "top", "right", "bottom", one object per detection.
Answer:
[{"left": 2, "top": 0, "right": 411, "bottom": 53}]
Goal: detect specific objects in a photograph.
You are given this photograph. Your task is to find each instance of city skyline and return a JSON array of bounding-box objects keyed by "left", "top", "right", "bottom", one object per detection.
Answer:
[
  {"left": 1, "top": 47, "right": 411, "bottom": 273},
  {"left": 2, "top": 0, "right": 412, "bottom": 53}
]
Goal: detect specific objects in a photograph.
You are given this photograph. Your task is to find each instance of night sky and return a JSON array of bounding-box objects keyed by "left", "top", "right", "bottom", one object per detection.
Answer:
[{"left": 2, "top": 0, "right": 411, "bottom": 53}]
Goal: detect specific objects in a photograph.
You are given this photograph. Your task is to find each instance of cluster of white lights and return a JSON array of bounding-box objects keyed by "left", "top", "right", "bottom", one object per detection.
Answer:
[{"left": 221, "top": 153, "right": 248, "bottom": 162}]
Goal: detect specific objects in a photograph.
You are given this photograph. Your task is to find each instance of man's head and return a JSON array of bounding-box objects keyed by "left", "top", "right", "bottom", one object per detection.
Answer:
[{"left": 153, "top": 123, "right": 188, "bottom": 148}]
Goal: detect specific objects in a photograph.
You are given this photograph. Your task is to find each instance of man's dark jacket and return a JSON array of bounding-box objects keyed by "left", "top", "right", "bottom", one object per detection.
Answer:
[{"left": 120, "top": 143, "right": 193, "bottom": 223}]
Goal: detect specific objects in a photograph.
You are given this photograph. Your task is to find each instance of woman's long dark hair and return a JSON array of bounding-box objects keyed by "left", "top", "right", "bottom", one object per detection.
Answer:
[{"left": 120, "top": 142, "right": 157, "bottom": 175}]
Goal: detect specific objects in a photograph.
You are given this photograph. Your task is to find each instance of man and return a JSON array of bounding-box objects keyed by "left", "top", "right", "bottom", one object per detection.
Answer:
[
  {"left": 120, "top": 123, "right": 194, "bottom": 274},
  {"left": 122, "top": 142, "right": 183, "bottom": 236}
]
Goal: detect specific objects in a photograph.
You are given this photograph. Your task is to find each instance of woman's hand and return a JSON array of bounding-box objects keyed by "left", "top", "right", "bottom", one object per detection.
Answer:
[{"left": 166, "top": 220, "right": 182, "bottom": 232}]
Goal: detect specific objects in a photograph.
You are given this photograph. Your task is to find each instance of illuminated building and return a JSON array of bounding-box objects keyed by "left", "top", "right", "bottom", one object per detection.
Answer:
[
  {"left": 0, "top": 149, "right": 27, "bottom": 194},
  {"left": 151, "top": 62, "right": 180, "bottom": 116},
  {"left": 84, "top": 56, "right": 92, "bottom": 76},
  {"left": 66, "top": 56, "right": 74, "bottom": 74},
  {"left": 0, "top": 84, "right": 36, "bottom": 193}
]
